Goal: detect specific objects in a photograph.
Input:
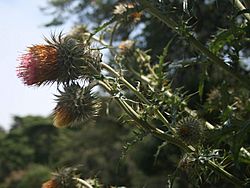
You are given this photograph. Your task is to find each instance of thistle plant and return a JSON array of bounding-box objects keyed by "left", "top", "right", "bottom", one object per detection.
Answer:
[{"left": 17, "top": 0, "right": 250, "bottom": 187}]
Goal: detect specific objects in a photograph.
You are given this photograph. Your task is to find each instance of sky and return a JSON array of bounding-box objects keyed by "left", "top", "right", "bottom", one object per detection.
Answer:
[{"left": 0, "top": 0, "right": 72, "bottom": 130}]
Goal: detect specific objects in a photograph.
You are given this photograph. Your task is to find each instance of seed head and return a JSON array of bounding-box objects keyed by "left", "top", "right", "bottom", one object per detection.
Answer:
[
  {"left": 113, "top": 2, "right": 142, "bottom": 23},
  {"left": 53, "top": 84, "right": 101, "bottom": 128}
]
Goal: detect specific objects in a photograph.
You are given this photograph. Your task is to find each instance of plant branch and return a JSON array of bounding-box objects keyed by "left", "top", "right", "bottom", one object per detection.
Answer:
[
  {"left": 206, "top": 160, "right": 245, "bottom": 187},
  {"left": 126, "top": 62, "right": 216, "bottom": 130},
  {"left": 98, "top": 79, "right": 192, "bottom": 151},
  {"left": 97, "top": 79, "right": 244, "bottom": 187},
  {"left": 138, "top": 0, "right": 250, "bottom": 91},
  {"left": 101, "top": 62, "right": 176, "bottom": 134}
]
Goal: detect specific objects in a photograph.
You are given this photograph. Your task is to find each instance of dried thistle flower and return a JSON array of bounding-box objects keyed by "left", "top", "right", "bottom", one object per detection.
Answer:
[
  {"left": 53, "top": 84, "right": 101, "bottom": 128},
  {"left": 176, "top": 117, "right": 204, "bottom": 145},
  {"left": 113, "top": 2, "right": 142, "bottom": 23},
  {"left": 17, "top": 33, "right": 102, "bottom": 86}
]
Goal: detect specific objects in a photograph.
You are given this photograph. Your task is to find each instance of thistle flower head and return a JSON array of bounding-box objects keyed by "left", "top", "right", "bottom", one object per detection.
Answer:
[
  {"left": 17, "top": 33, "right": 102, "bottom": 86},
  {"left": 17, "top": 45, "right": 58, "bottom": 85},
  {"left": 53, "top": 84, "right": 101, "bottom": 128},
  {"left": 176, "top": 117, "right": 204, "bottom": 145}
]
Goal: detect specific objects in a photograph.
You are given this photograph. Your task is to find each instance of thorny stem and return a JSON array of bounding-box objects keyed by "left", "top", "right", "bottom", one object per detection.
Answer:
[
  {"left": 100, "top": 62, "right": 176, "bottom": 134},
  {"left": 84, "top": 32, "right": 215, "bottom": 130},
  {"left": 206, "top": 161, "right": 244, "bottom": 187},
  {"left": 82, "top": 15, "right": 245, "bottom": 187},
  {"left": 97, "top": 79, "right": 244, "bottom": 187},
  {"left": 85, "top": 55, "right": 245, "bottom": 186},
  {"left": 126, "top": 63, "right": 215, "bottom": 130},
  {"left": 138, "top": 0, "right": 250, "bottom": 91}
]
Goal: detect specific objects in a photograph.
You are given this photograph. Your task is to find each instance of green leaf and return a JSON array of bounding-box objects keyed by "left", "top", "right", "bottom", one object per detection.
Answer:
[
  {"left": 159, "top": 36, "right": 176, "bottom": 65},
  {"left": 209, "top": 27, "right": 245, "bottom": 55}
]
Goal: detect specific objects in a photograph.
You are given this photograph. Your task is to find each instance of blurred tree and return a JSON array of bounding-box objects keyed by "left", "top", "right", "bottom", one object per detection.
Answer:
[{"left": 3, "top": 164, "right": 51, "bottom": 188}]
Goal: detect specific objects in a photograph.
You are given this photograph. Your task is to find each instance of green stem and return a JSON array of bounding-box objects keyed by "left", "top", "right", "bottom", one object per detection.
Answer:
[
  {"left": 109, "top": 22, "right": 119, "bottom": 47},
  {"left": 138, "top": 0, "right": 250, "bottom": 91},
  {"left": 101, "top": 62, "right": 176, "bottom": 133},
  {"left": 127, "top": 62, "right": 215, "bottom": 129},
  {"left": 206, "top": 161, "right": 244, "bottom": 187},
  {"left": 84, "top": 25, "right": 245, "bottom": 187},
  {"left": 83, "top": 33, "right": 116, "bottom": 54}
]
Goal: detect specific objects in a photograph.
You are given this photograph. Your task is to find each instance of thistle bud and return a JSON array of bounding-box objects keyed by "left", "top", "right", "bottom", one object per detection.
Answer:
[
  {"left": 53, "top": 84, "right": 101, "bottom": 128},
  {"left": 17, "top": 34, "right": 102, "bottom": 86},
  {"left": 176, "top": 117, "right": 204, "bottom": 145}
]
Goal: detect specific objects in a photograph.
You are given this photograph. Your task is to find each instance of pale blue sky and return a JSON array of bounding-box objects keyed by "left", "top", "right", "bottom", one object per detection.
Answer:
[{"left": 0, "top": 0, "right": 72, "bottom": 130}]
